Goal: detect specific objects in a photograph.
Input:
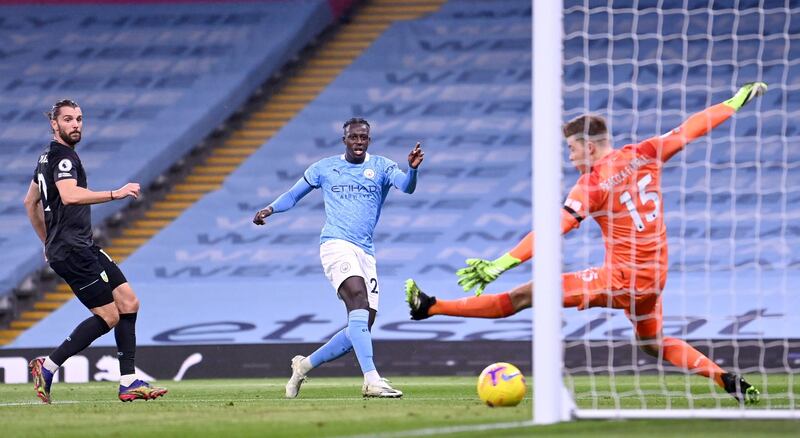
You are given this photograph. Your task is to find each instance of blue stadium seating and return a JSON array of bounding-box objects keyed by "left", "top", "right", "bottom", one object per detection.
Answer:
[
  {"left": 0, "top": 1, "right": 334, "bottom": 295},
  {"left": 9, "top": 0, "right": 799, "bottom": 348}
]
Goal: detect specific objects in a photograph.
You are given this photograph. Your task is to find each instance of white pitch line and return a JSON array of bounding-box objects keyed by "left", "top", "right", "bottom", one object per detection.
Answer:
[
  {"left": 0, "top": 381, "right": 473, "bottom": 390},
  {"left": 0, "top": 401, "right": 80, "bottom": 407},
  {"left": 0, "top": 396, "right": 484, "bottom": 407},
  {"left": 342, "top": 420, "right": 535, "bottom": 438}
]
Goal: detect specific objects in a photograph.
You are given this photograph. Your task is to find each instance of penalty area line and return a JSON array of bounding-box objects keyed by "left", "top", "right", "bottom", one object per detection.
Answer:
[{"left": 342, "top": 420, "right": 534, "bottom": 438}]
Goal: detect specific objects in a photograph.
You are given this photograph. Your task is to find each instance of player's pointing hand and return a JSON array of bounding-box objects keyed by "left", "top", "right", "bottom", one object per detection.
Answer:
[
  {"left": 408, "top": 142, "right": 424, "bottom": 169},
  {"left": 253, "top": 206, "right": 274, "bottom": 225}
]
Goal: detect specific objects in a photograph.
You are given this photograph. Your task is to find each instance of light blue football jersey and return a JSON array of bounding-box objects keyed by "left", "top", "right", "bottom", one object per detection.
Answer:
[{"left": 304, "top": 153, "right": 411, "bottom": 255}]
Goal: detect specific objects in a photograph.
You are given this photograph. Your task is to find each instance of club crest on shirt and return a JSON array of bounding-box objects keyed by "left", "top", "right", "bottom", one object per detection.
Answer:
[
  {"left": 363, "top": 169, "right": 375, "bottom": 179},
  {"left": 100, "top": 270, "right": 109, "bottom": 283}
]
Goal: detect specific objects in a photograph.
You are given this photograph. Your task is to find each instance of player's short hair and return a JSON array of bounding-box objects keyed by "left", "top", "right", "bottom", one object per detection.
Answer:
[
  {"left": 46, "top": 99, "right": 80, "bottom": 121},
  {"left": 343, "top": 117, "right": 370, "bottom": 133},
  {"left": 562, "top": 114, "right": 608, "bottom": 141}
]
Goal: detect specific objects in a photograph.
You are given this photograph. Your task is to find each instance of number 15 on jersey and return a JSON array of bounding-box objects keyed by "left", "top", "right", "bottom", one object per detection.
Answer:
[{"left": 618, "top": 173, "right": 660, "bottom": 232}]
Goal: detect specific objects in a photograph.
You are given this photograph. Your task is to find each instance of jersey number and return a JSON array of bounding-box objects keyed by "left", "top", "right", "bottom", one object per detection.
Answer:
[
  {"left": 37, "top": 173, "right": 51, "bottom": 212},
  {"left": 369, "top": 278, "right": 378, "bottom": 294},
  {"left": 619, "top": 173, "right": 659, "bottom": 232}
]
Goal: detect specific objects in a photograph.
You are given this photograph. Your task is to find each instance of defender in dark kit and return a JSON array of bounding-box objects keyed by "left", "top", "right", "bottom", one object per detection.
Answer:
[{"left": 23, "top": 99, "right": 167, "bottom": 403}]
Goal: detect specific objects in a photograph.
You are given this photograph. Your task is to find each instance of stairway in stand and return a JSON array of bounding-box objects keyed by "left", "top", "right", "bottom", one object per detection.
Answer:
[{"left": 0, "top": 0, "right": 446, "bottom": 347}]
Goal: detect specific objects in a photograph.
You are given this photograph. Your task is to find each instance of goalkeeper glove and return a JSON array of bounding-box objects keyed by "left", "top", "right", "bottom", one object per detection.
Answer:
[
  {"left": 723, "top": 82, "right": 767, "bottom": 111},
  {"left": 456, "top": 253, "right": 522, "bottom": 296}
]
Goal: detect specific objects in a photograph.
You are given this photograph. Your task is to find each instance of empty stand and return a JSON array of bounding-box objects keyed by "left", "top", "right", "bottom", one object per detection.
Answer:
[
  {"left": 0, "top": 0, "right": 336, "bottom": 344},
  {"left": 5, "top": 0, "right": 798, "bottom": 351}
]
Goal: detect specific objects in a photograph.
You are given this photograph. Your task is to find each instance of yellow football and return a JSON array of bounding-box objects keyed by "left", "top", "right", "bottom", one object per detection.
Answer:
[{"left": 477, "top": 362, "right": 527, "bottom": 407}]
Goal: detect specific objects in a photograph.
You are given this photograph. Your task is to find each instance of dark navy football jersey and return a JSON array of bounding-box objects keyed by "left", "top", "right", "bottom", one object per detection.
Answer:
[{"left": 32, "top": 141, "right": 93, "bottom": 262}]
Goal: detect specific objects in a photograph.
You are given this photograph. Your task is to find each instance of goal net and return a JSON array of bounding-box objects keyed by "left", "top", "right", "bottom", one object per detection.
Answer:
[{"left": 535, "top": 0, "right": 799, "bottom": 421}]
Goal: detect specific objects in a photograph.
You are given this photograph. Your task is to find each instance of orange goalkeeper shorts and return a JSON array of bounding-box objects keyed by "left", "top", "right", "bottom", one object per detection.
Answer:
[{"left": 561, "top": 265, "right": 666, "bottom": 339}]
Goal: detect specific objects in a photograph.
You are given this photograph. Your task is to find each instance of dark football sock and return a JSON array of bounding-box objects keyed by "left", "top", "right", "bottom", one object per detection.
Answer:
[
  {"left": 115, "top": 313, "right": 137, "bottom": 376},
  {"left": 50, "top": 314, "right": 111, "bottom": 366}
]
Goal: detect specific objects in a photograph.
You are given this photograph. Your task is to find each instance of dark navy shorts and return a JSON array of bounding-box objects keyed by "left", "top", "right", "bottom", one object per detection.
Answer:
[{"left": 49, "top": 245, "right": 127, "bottom": 309}]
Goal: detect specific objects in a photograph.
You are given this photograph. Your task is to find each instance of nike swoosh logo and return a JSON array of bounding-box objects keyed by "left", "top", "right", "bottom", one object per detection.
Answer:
[{"left": 501, "top": 373, "right": 520, "bottom": 381}]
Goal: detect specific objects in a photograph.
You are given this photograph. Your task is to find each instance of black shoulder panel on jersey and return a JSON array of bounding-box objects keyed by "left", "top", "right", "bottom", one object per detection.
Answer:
[{"left": 563, "top": 205, "right": 584, "bottom": 223}]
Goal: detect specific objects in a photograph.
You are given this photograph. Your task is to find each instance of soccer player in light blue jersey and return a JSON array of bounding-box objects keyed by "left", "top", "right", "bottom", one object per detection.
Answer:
[{"left": 253, "top": 118, "right": 424, "bottom": 398}]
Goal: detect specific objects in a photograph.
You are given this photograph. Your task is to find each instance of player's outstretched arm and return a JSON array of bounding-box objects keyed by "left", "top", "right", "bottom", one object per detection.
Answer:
[
  {"left": 253, "top": 178, "right": 313, "bottom": 225},
  {"left": 391, "top": 142, "right": 424, "bottom": 194},
  {"left": 56, "top": 179, "right": 140, "bottom": 205},
  {"left": 457, "top": 209, "right": 581, "bottom": 295},
  {"left": 649, "top": 82, "right": 767, "bottom": 162},
  {"left": 723, "top": 81, "right": 768, "bottom": 111},
  {"left": 456, "top": 229, "right": 532, "bottom": 296},
  {"left": 457, "top": 253, "right": 524, "bottom": 296}
]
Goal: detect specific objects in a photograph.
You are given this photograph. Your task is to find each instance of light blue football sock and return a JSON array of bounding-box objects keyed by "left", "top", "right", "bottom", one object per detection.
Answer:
[
  {"left": 346, "top": 309, "right": 376, "bottom": 374},
  {"left": 308, "top": 328, "right": 352, "bottom": 368}
]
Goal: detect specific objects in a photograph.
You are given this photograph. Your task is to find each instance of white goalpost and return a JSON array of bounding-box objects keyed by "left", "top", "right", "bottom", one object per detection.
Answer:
[
  {"left": 532, "top": 0, "right": 571, "bottom": 426},
  {"left": 533, "top": 0, "right": 799, "bottom": 422}
]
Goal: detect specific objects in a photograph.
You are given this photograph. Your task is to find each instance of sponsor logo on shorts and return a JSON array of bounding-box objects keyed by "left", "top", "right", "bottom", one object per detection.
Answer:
[
  {"left": 578, "top": 267, "right": 599, "bottom": 282},
  {"left": 340, "top": 262, "right": 351, "bottom": 273}
]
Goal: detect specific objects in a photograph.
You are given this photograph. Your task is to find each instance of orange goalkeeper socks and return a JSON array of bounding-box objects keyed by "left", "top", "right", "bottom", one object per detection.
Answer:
[
  {"left": 429, "top": 292, "right": 516, "bottom": 319},
  {"left": 662, "top": 337, "right": 725, "bottom": 387}
]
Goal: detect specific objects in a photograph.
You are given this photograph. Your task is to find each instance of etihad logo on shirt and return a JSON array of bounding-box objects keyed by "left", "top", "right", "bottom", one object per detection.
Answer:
[
  {"left": 598, "top": 156, "right": 652, "bottom": 191},
  {"left": 331, "top": 185, "right": 378, "bottom": 193}
]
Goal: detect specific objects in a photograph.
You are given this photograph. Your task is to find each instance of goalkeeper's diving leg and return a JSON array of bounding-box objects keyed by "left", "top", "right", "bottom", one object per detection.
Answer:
[
  {"left": 404, "top": 279, "right": 529, "bottom": 321},
  {"left": 632, "top": 304, "right": 760, "bottom": 405},
  {"left": 405, "top": 279, "right": 760, "bottom": 405}
]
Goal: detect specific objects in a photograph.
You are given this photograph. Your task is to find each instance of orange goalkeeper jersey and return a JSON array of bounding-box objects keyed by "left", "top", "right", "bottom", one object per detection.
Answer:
[
  {"left": 510, "top": 103, "right": 736, "bottom": 290},
  {"left": 565, "top": 141, "right": 668, "bottom": 284},
  {"left": 563, "top": 103, "right": 736, "bottom": 288}
]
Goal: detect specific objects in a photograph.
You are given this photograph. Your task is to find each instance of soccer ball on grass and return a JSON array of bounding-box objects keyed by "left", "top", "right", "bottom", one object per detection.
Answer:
[{"left": 476, "top": 362, "right": 527, "bottom": 407}]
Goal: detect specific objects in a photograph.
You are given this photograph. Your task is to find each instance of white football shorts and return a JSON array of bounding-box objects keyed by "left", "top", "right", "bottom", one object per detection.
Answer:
[{"left": 319, "top": 239, "right": 379, "bottom": 311}]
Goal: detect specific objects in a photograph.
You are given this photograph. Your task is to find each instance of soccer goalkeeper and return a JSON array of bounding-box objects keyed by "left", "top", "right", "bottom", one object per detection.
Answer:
[{"left": 405, "top": 83, "right": 767, "bottom": 404}]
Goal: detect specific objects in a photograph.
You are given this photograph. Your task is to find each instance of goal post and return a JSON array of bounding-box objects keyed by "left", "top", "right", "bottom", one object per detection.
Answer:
[
  {"left": 532, "top": 0, "right": 572, "bottom": 426},
  {"left": 533, "top": 0, "right": 799, "bottom": 422}
]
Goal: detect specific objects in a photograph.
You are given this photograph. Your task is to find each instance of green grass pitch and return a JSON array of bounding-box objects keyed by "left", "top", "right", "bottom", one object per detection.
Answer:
[{"left": 0, "top": 375, "right": 796, "bottom": 437}]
